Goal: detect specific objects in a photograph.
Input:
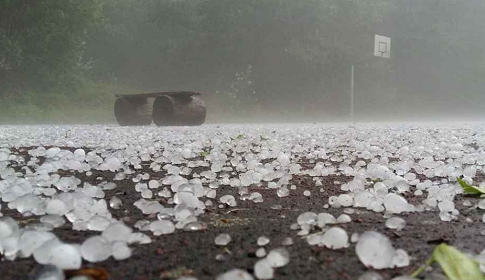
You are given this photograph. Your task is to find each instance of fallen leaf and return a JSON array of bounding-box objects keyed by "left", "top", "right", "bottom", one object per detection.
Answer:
[
  {"left": 412, "top": 244, "right": 485, "bottom": 280},
  {"left": 65, "top": 267, "right": 109, "bottom": 280}
]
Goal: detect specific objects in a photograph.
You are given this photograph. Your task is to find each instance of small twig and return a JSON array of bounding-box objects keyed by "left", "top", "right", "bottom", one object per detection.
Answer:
[
  {"left": 223, "top": 248, "right": 232, "bottom": 255},
  {"left": 224, "top": 208, "right": 249, "bottom": 214}
]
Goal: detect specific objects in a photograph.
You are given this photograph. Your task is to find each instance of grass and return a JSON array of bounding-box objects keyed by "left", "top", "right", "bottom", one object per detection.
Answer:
[{"left": 0, "top": 82, "right": 135, "bottom": 124}]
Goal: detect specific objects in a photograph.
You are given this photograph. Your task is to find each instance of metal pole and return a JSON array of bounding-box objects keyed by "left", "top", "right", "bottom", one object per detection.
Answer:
[{"left": 350, "top": 65, "right": 354, "bottom": 123}]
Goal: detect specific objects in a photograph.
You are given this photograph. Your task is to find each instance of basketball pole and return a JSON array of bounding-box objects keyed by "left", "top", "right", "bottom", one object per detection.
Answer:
[{"left": 350, "top": 64, "right": 355, "bottom": 124}]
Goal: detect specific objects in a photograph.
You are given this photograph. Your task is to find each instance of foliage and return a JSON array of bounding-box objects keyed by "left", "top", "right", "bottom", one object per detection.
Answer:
[
  {"left": 412, "top": 243, "right": 485, "bottom": 280},
  {"left": 1, "top": 0, "right": 485, "bottom": 123},
  {"left": 457, "top": 177, "right": 485, "bottom": 197},
  {"left": 0, "top": 0, "right": 103, "bottom": 93}
]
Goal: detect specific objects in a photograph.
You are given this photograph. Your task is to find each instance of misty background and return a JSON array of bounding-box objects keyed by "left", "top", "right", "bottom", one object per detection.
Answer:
[{"left": 0, "top": 0, "right": 484, "bottom": 124}]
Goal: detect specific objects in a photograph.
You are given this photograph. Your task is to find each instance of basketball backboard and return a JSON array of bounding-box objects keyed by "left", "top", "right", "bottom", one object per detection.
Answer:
[{"left": 374, "top": 34, "right": 391, "bottom": 58}]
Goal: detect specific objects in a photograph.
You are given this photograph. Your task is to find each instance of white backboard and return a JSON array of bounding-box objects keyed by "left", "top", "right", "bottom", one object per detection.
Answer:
[{"left": 374, "top": 34, "right": 391, "bottom": 58}]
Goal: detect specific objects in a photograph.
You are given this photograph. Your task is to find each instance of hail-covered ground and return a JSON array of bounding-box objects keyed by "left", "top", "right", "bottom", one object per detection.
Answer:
[{"left": 1, "top": 123, "right": 485, "bottom": 280}]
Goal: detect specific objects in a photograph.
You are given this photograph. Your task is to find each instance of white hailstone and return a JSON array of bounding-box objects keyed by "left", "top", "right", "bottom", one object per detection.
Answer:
[
  {"left": 356, "top": 231, "right": 395, "bottom": 269},
  {"left": 215, "top": 233, "right": 232, "bottom": 246},
  {"left": 303, "top": 190, "right": 311, "bottom": 197},
  {"left": 206, "top": 189, "right": 217, "bottom": 199},
  {"left": 74, "top": 148, "right": 86, "bottom": 158},
  {"left": 395, "top": 180, "right": 410, "bottom": 193},
  {"left": 440, "top": 212, "right": 454, "bottom": 222},
  {"left": 215, "top": 254, "right": 227, "bottom": 262},
  {"left": 80, "top": 236, "right": 112, "bottom": 262},
  {"left": 343, "top": 208, "right": 355, "bottom": 214},
  {"left": 438, "top": 200, "right": 455, "bottom": 212},
  {"left": 281, "top": 237, "right": 293, "bottom": 246},
  {"left": 40, "top": 215, "right": 66, "bottom": 228},
  {"left": 450, "top": 143, "right": 463, "bottom": 151},
  {"left": 128, "top": 233, "right": 152, "bottom": 245},
  {"left": 175, "top": 192, "right": 199, "bottom": 208},
  {"left": 101, "top": 182, "right": 117, "bottom": 191},
  {"left": 317, "top": 213, "right": 337, "bottom": 228},
  {"left": 102, "top": 223, "right": 133, "bottom": 242},
  {"left": 277, "top": 187, "right": 289, "bottom": 198},
  {"left": 383, "top": 194, "right": 410, "bottom": 214},
  {"left": 351, "top": 233, "right": 359, "bottom": 243},
  {"left": 266, "top": 248, "right": 290, "bottom": 268},
  {"left": 220, "top": 195, "right": 237, "bottom": 207},
  {"left": 337, "top": 214, "right": 352, "bottom": 223},
  {"left": 18, "top": 231, "right": 56, "bottom": 257},
  {"left": 0, "top": 217, "right": 19, "bottom": 240},
  {"left": 307, "top": 233, "right": 322, "bottom": 246},
  {"left": 205, "top": 200, "right": 213, "bottom": 207},
  {"left": 181, "top": 149, "right": 192, "bottom": 158},
  {"left": 46, "top": 147, "right": 61, "bottom": 158},
  {"left": 298, "top": 225, "right": 310, "bottom": 236},
  {"left": 134, "top": 220, "right": 150, "bottom": 231},
  {"left": 230, "top": 179, "right": 241, "bottom": 187},
  {"left": 337, "top": 194, "right": 353, "bottom": 207},
  {"left": 87, "top": 216, "right": 111, "bottom": 231},
  {"left": 358, "top": 271, "right": 384, "bottom": 280},
  {"left": 114, "top": 172, "right": 126, "bottom": 181},
  {"left": 250, "top": 192, "right": 264, "bottom": 203},
  {"left": 175, "top": 206, "right": 195, "bottom": 222},
  {"left": 297, "top": 212, "right": 317, "bottom": 226},
  {"left": 277, "top": 154, "right": 290, "bottom": 167},
  {"left": 112, "top": 241, "right": 132, "bottom": 261},
  {"left": 268, "top": 182, "right": 278, "bottom": 189},
  {"left": 385, "top": 217, "right": 406, "bottom": 231},
  {"left": 106, "top": 158, "right": 121, "bottom": 171},
  {"left": 141, "top": 189, "right": 153, "bottom": 199},
  {"left": 216, "top": 269, "right": 254, "bottom": 280},
  {"left": 150, "top": 220, "right": 175, "bottom": 235},
  {"left": 33, "top": 238, "right": 63, "bottom": 264},
  {"left": 148, "top": 180, "right": 160, "bottom": 189},
  {"left": 109, "top": 196, "right": 123, "bottom": 209},
  {"left": 391, "top": 249, "right": 410, "bottom": 268},
  {"left": 354, "top": 191, "right": 375, "bottom": 208},
  {"left": 254, "top": 258, "right": 274, "bottom": 279},
  {"left": 184, "top": 221, "right": 208, "bottom": 232},
  {"left": 257, "top": 236, "right": 270, "bottom": 246},
  {"left": 403, "top": 173, "right": 416, "bottom": 181},
  {"left": 373, "top": 183, "right": 388, "bottom": 198},
  {"left": 48, "top": 243, "right": 82, "bottom": 269},
  {"left": 29, "top": 265, "right": 65, "bottom": 280},
  {"left": 45, "top": 199, "right": 69, "bottom": 216},
  {"left": 328, "top": 196, "right": 341, "bottom": 207},
  {"left": 68, "top": 160, "right": 82, "bottom": 171},
  {"left": 256, "top": 247, "right": 267, "bottom": 257}
]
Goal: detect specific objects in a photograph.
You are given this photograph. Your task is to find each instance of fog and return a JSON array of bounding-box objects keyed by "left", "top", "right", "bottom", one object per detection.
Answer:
[{"left": 1, "top": 0, "right": 484, "bottom": 124}]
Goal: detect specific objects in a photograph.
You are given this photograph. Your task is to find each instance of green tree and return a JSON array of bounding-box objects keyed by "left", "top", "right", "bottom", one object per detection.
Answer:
[{"left": 0, "top": 0, "right": 102, "bottom": 93}]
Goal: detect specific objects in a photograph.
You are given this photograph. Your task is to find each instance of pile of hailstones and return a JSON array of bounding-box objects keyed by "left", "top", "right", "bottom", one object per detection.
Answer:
[
  {"left": 0, "top": 127, "right": 483, "bottom": 280},
  {"left": 0, "top": 147, "right": 212, "bottom": 270}
]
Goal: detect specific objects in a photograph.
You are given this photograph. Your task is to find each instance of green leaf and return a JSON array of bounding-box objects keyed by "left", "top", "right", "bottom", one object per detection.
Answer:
[
  {"left": 433, "top": 244, "right": 485, "bottom": 280},
  {"left": 236, "top": 134, "right": 245, "bottom": 140},
  {"left": 412, "top": 244, "right": 485, "bottom": 280},
  {"left": 457, "top": 177, "right": 485, "bottom": 196}
]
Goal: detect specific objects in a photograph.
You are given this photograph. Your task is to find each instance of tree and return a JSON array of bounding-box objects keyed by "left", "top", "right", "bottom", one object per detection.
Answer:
[{"left": 0, "top": 0, "right": 102, "bottom": 93}]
